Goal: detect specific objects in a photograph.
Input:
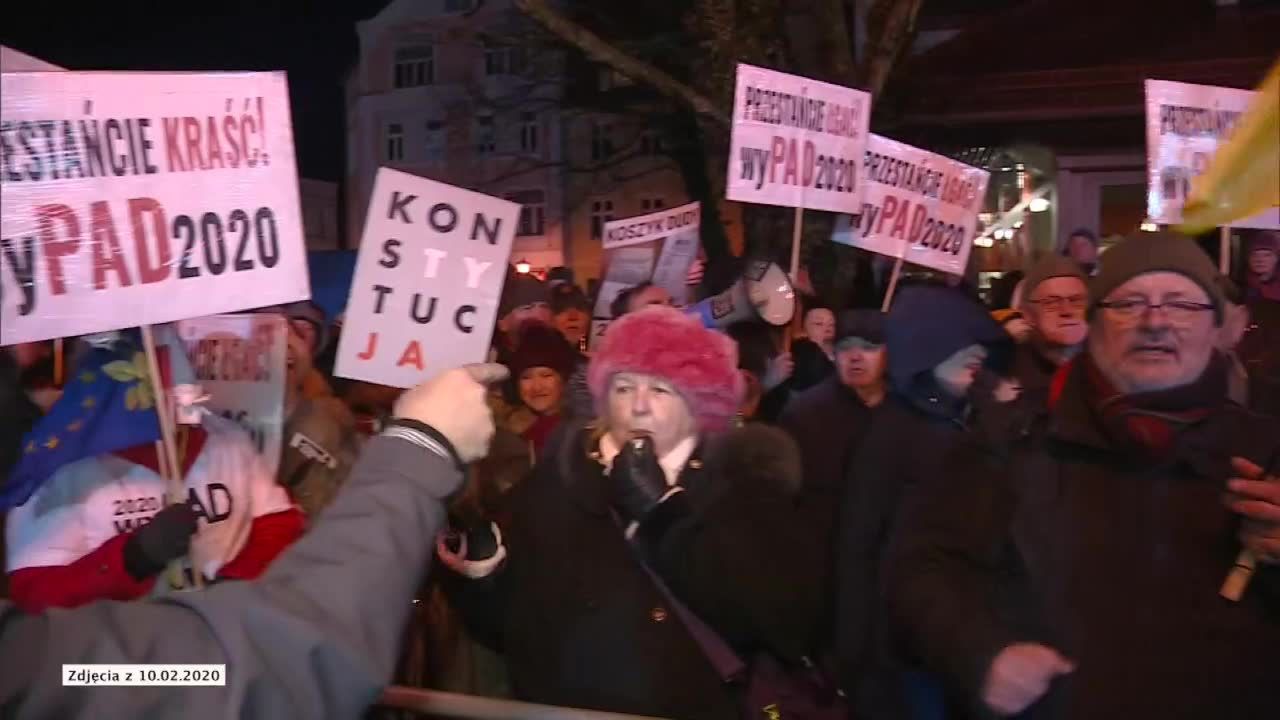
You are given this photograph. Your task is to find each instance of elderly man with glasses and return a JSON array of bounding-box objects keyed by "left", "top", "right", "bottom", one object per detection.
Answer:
[
  {"left": 890, "top": 232, "right": 1280, "bottom": 720},
  {"left": 1014, "top": 256, "right": 1091, "bottom": 394}
]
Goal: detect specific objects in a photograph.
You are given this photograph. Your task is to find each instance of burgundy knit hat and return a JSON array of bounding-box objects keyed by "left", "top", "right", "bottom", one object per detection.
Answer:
[
  {"left": 510, "top": 321, "right": 577, "bottom": 381},
  {"left": 588, "top": 306, "right": 745, "bottom": 433}
]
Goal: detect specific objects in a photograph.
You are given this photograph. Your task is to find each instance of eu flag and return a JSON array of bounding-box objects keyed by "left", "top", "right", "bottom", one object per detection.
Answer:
[{"left": 1, "top": 335, "right": 163, "bottom": 512}]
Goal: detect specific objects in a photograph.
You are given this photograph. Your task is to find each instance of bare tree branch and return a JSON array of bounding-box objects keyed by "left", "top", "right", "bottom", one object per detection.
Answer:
[
  {"left": 513, "top": 0, "right": 730, "bottom": 126},
  {"left": 858, "top": 0, "right": 924, "bottom": 97}
]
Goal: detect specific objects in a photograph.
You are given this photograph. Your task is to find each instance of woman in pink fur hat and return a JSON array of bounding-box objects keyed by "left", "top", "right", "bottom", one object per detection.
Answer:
[{"left": 436, "top": 306, "right": 826, "bottom": 719}]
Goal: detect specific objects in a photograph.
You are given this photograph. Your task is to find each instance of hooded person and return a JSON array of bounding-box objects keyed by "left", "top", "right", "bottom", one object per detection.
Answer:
[
  {"left": 1012, "top": 255, "right": 1090, "bottom": 393},
  {"left": 435, "top": 306, "right": 825, "bottom": 719},
  {"left": 3, "top": 328, "right": 305, "bottom": 613},
  {"left": 834, "top": 283, "right": 1011, "bottom": 720},
  {"left": 890, "top": 232, "right": 1280, "bottom": 720},
  {"left": 256, "top": 302, "right": 361, "bottom": 519}
]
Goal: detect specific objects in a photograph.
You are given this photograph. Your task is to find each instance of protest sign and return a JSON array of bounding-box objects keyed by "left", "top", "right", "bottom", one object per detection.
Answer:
[
  {"left": 176, "top": 313, "right": 287, "bottom": 475},
  {"left": 0, "top": 71, "right": 310, "bottom": 346},
  {"left": 832, "top": 134, "right": 989, "bottom": 276},
  {"left": 1145, "top": 79, "right": 1280, "bottom": 229},
  {"left": 591, "top": 201, "right": 701, "bottom": 345},
  {"left": 334, "top": 167, "right": 518, "bottom": 389},
  {"left": 726, "top": 64, "right": 870, "bottom": 214}
]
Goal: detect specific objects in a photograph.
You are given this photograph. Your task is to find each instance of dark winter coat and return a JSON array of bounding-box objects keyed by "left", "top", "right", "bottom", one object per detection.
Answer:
[
  {"left": 789, "top": 339, "right": 836, "bottom": 393},
  {"left": 889, "top": 361, "right": 1280, "bottom": 720},
  {"left": 446, "top": 422, "right": 822, "bottom": 720},
  {"left": 1010, "top": 343, "right": 1061, "bottom": 395}
]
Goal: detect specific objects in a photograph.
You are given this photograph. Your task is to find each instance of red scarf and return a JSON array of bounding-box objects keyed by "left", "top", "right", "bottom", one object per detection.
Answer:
[{"left": 1061, "top": 353, "right": 1225, "bottom": 462}]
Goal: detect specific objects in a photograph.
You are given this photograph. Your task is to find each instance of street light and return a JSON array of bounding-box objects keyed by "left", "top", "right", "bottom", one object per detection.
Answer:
[
  {"left": 1139, "top": 219, "right": 1159, "bottom": 232},
  {"left": 515, "top": 258, "right": 531, "bottom": 274}
]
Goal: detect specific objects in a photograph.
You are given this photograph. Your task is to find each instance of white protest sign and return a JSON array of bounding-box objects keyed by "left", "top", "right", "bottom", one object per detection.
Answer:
[
  {"left": 0, "top": 71, "right": 310, "bottom": 346},
  {"left": 1145, "top": 79, "right": 1280, "bottom": 229},
  {"left": 832, "top": 134, "right": 989, "bottom": 276},
  {"left": 591, "top": 201, "right": 701, "bottom": 345},
  {"left": 335, "top": 167, "right": 518, "bottom": 388},
  {"left": 726, "top": 63, "right": 870, "bottom": 213},
  {"left": 177, "top": 313, "right": 287, "bottom": 475}
]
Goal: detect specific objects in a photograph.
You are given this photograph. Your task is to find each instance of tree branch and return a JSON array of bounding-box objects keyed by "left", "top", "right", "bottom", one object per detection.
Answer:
[{"left": 513, "top": 0, "right": 730, "bottom": 126}]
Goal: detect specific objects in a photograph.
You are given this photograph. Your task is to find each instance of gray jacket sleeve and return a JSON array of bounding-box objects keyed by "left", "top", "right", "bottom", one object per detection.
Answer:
[{"left": 0, "top": 434, "right": 459, "bottom": 720}]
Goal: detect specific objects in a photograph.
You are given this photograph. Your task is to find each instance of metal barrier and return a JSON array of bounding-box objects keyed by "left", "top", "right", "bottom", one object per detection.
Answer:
[{"left": 377, "top": 686, "right": 671, "bottom": 720}]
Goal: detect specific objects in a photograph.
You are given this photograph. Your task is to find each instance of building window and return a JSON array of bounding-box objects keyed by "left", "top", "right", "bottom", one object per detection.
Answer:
[
  {"left": 519, "top": 112, "right": 540, "bottom": 155},
  {"left": 590, "top": 122, "right": 614, "bottom": 162},
  {"left": 508, "top": 190, "right": 546, "bottom": 237},
  {"left": 591, "top": 199, "right": 615, "bottom": 240},
  {"left": 444, "top": 0, "right": 475, "bottom": 12},
  {"left": 484, "top": 42, "right": 527, "bottom": 76},
  {"left": 424, "top": 120, "right": 446, "bottom": 162},
  {"left": 640, "top": 130, "right": 663, "bottom": 156},
  {"left": 393, "top": 45, "right": 434, "bottom": 88},
  {"left": 475, "top": 114, "right": 495, "bottom": 155},
  {"left": 640, "top": 197, "right": 666, "bottom": 212},
  {"left": 385, "top": 123, "right": 404, "bottom": 161}
]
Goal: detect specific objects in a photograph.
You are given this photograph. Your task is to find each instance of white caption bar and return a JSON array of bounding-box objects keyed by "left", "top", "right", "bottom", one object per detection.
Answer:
[{"left": 63, "top": 664, "right": 226, "bottom": 686}]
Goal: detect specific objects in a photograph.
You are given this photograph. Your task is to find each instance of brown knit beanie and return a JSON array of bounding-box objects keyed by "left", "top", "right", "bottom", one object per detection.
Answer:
[{"left": 1089, "top": 232, "right": 1224, "bottom": 326}]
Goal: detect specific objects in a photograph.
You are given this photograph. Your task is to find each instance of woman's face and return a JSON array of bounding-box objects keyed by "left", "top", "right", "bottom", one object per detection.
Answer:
[
  {"left": 555, "top": 308, "right": 589, "bottom": 345},
  {"left": 605, "top": 372, "right": 697, "bottom": 457},
  {"left": 518, "top": 367, "right": 564, "bottom": 415},
  {"left": 804, "top": 309, "right": 836, "bottom": 346}
]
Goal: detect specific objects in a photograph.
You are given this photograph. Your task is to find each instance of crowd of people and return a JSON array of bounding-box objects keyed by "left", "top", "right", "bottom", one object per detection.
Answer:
[{"left": 2, "top": 228, "right": 1280, "bottom": 720}]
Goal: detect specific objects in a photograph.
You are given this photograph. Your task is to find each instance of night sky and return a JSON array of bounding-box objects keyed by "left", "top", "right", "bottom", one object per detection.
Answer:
[{"left": 1, "top": 0, "right": 393, "bottom": 182}]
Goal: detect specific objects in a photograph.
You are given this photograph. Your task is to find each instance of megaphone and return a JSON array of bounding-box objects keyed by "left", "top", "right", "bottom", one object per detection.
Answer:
[{"left": 687, "top": 260, "right": 796, "bottom": 328}]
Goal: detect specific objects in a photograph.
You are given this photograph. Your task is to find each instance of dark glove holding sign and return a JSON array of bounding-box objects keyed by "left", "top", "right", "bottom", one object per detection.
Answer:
[{"left": 123, "top": 502, "right": 199, "bottom": 581}]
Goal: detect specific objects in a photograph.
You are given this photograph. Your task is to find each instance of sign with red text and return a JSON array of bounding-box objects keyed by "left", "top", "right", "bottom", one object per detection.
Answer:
[
  {"left": 726, "top": 63, "right": 870, "bottom": 213},
  {"left": 0, "top": 71, "right": 309, "bottom": 346},
  {"left": 1144, "top": 79, "right": 1279, "bottom": 229},
  {"left": 176, "top": 313, "right": 287, "bottom": 476},
  {"left": 832, "top": 134, "right": 989, "bottom": 276},
  {"left": 334, "top": 168, "right": 518, "bottom": 389}
]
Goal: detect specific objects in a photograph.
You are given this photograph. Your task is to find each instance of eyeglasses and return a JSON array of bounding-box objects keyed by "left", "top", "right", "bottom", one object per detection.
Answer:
[
  {"left": 1096, "top": 298, "right": 1215, "bottom": 325},
  {"left": 1027, "top": 295, "right": 1087, "bottom": 312}
]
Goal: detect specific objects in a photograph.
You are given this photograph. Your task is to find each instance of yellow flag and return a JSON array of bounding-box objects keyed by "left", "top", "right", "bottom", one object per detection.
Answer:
[{"left": 1177, "top": 59, "right": 1280, "bottom": 234}]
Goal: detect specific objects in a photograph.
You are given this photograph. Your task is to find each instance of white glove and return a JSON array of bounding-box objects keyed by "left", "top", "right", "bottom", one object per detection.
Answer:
[
  {"left": 393, "top": 363, "right": 509, "bottom": 463},
  {"left": 435, "top": 523, "right": 507, "bottom": 579},
  {"left": 983, "top": 643, "right": 1075, "bottom": 716}
]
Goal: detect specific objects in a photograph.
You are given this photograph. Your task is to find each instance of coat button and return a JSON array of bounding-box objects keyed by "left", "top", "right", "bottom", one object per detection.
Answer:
[{"left": 650, "top": 606, "right": 668, "bottom": 623}]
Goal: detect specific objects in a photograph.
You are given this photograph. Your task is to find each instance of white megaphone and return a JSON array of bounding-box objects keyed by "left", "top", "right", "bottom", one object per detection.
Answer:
[{"left": 687, "top": 260, "right": 796, "bottom": 328}]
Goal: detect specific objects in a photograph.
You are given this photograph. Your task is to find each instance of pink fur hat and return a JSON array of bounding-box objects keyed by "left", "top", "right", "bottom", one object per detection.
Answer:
[{"left": 588, "top": 306, "right": 745, "bottom": 432}]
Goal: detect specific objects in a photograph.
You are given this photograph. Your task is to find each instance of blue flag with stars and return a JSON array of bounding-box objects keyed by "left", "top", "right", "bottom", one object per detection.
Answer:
[{"left": 1, "top": 335, "right": 163, "bottom": 512}]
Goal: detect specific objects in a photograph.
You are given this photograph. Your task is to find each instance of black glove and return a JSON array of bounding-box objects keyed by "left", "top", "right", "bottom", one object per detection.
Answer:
[
  {"left": 123, "top": 502, "right": 198, "bottom": 580},
  {"left": 609, "top": 435, "right": 669, "bottom": 523},
  {"left": 444, "top": 522, "right": 501, "bottom": 562}
]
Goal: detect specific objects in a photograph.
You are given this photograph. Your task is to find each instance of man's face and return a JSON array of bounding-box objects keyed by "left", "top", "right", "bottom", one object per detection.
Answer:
[
  {"left": 1068, "top": 235, "right": 1098, "bottom": 266},
  {"left": 518, "top": 366, "right": 565, "bottom": 415},
  {"left": 932, "top": 343, "right": 987, "bottom": 398},
  {"left": 507, "top": 302, "right": 553, "bottom": 330},
  {"left": 605, "top": 372, "right": 697, "bottom": 457},
  {"left": 554, "top": 307, "right": 589, "bottom": 346},
  {"left": 1249, "top": 248, "right": 1278, "bottom": 280},
  {"left": 628, "top": 285, "right": 672, "bottom": 312},
  {"left": 804, "top": 309, "right": 836, "bottom": 346},
  {"left": 1025, "top": 276, "right": 1089, "bottom": 348},
  {"left": 1090, "top": 271, "right": 1217, "bottom": 394},
  {"left": 835, "top": 338, "right": 886, "bottom": 393}
]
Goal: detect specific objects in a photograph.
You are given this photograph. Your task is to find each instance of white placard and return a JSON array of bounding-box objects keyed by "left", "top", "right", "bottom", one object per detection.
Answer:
[
  {"left": 726, "top": 63, "right": 871, "bottom": 213},
  {"left": 1144, "top": 79, "right": 1279, "bottom": 229},
  {"left": 176, "top": 313, "right": 287, "bottom": 475},
  {"left": 0, "top": 71, "right": 310, "bottom": 346},
  {"left": 832, "top": 134, "right": 989, "bottom": 275},
  {"left": 591, "top": 202, "right": 701, "bottom": 343},
  {"left": 334, "top": 167, "right": 518, "bottom": 389}
]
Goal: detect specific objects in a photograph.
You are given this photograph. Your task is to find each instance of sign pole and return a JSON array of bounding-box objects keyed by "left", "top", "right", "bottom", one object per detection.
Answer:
[
  {"left": 881, "top": 254, "right": 906, "bottom": 312},
  {"left": 785, "top": 206, "right": 804, "bottom": 351},
  {"left": 1220, "top": 225, "right": 1232, "bottom": 275},
  {"left": 140, "top": 324, "right": 202, "bottom": 590}
]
